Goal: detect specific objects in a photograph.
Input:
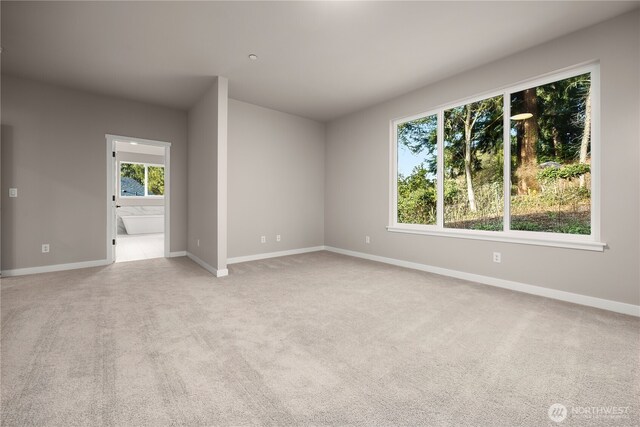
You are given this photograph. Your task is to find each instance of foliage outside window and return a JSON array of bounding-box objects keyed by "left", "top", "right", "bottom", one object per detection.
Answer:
[
  {"left": 510, "top": 74, "right": 591, "bottom": 235},
  {"left": 120, "top": 162, "right": 165, "bottom": 197},
  {"left": 397, "top": 114, "right": 438, "bottom": 225},
  {"left": 444, "top": 94, "right": 504, "bottom": 231},
  {"left": 392, "top": 66, "right": 597, "bottom": 244}
]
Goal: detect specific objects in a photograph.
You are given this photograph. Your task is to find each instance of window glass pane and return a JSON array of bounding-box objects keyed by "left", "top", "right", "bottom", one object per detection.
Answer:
[
  {"left": 444, "top": 95, "right": 504, "bottom": 230},
  {"left": 396, "top": 114, "right": 438, "bottom": 225},
  {"left": 510, "top": 73, "right": 591, "bottom": 235},
  {"left": 120, "top": 163, "right": 145, "bottom": 197},
  {"left": 147, "top": 166, "right": 165, "bottom": 196}
]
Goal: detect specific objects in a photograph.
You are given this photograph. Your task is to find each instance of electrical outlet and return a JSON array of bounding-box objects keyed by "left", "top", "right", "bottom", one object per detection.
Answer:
[
  {"left": 197, "top": 239, "right": 200, "bottom": 247},
  {"left": 365, "top": 235, "right": 371, "bottom": 244},
  {"left": 493, "top": 252, "right": 501, "bottom": 263},
  {"left": 261, "top": 236, "right": 266, "bottom": 243},
  {"left": 9, "top": 188, "right": 18, "bottom": 198},
  {"left": 42, "top": 244, "right": 50, "bottom": 253},
  {"left": 276, "top": 234, "right": 281, "bottom": 242}
]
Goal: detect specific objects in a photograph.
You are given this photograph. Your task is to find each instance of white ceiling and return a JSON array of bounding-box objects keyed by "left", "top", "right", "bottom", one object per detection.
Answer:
[{"left": 2, "top": 1, "right": 638, "bottom": 122}]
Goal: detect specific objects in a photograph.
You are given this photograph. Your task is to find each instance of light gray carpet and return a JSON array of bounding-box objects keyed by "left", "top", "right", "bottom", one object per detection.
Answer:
[{"left": 1, "top": 251, "right": 638, "bottom": 426}]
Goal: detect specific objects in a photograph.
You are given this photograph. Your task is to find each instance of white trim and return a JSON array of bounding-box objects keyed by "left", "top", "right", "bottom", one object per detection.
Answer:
[
  {"left": 324, "top": 246, "right": 638, "bottom": 317},
  {"left": 389, "top": 62, "right": 602, "bottom": 249},
  {"left": 186, "top": 251, "right": 216, "bottom": 274},
  {"left": 186, "top": 251, "right": 227, "bottom": 278},
  {"left": 386, "top": 225, "right": 606, "bottom": 251},
  {"left": 227, "top": 246, "right": 326, "bottom": 264},
  {"left": 5, "top": 247, "right": 634, "bottom": 316},
  {"left": 116, "top": 195, "right": 164, "bottom": 200},
  {"left": 106, "top": 134, "right": 172, "bottom": 149},
  {"left": 163, "top": 145, "right": 171, "bottom": 258},
  {"left": 106, "top": 137, "right": 115, "bottom": 264},
  {"left": 388, "top": 121, "right": 396, "bottom": 227},
  {"left": 168, "top": 251, "right": 187, "bottom": 257},
  {"left": 1, "top": 259, "right": 110, "bottom": 277},
  {"left": 589, "top": 65, "right": 601, "bottom": 242}
]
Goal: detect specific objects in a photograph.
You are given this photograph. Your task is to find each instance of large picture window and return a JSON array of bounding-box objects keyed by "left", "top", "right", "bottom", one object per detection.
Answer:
[
  {"left": 120, "top": 162, "right": 165, "bottom": 198},
  {"left": 390, "top": 65, "right": 602, "bottom": 250}
]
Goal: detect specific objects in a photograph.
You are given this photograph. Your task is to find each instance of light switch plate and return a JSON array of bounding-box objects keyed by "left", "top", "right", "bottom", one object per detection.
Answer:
[{"left": 9, "top": 188, "right": 17, "bottom": 198}]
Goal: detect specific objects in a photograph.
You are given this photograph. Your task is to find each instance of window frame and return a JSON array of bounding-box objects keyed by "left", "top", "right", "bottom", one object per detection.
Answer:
[
  {"left": 388, "top": 63, "right": 604, "bottom": 251},
  {"left": 118, "top": 161, "right": 165, "bottom": 199}
]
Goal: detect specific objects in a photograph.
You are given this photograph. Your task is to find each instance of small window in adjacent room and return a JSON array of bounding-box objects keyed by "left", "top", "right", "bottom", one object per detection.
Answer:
[
  {"left": 389, "top": 64, "right": 602, "bottom": 250},
  {"left": 120, "top": 162, "right": 165, "bottom": 198}
]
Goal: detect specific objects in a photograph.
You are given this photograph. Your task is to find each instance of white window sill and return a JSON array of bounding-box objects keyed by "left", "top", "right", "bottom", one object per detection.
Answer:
[
  {"left": 386, "top": 225, "right": 606, "bottom": 252},
  {"left": 120, "top": 196, "right": 164, "bottom": 199}
]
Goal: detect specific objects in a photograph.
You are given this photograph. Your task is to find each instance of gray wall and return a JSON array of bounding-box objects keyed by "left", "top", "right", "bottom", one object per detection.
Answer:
[
  {"left": 1, "top": 75, "right": 188, "bottom": 270},
  {"left": 227, "top": 99, "right": 325, "bottom": 258},
  {"left": 324, "top": 11, "right": 640, "bottom": 305},
  {"left": 116, "top": 151, "right": 165, "bottom": 206},
  {"left": 187, "top": 78, "right": 228, "bottom": 271}
]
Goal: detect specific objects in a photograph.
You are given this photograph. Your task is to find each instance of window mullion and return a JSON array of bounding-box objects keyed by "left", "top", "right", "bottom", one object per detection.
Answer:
[
  {"left": 391, "top": 124, "right": 398, "bottom": 227},
  {"left": 144, "top": 165, "right": 149, "bottom": 197},
  {"left": 503, "top": 93, "right": 511, "bottom": 232},
  {"left": 590, "top": 68, "right": 600, "bottom": 241},
  {"left": 436, "top": 110, "right": 444, "bottom": 229}
]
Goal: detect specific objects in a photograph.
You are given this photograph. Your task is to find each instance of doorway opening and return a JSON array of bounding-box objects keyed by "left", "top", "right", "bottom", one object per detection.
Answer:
[{"left": 106, "top": 135, "right": 171, "bottom": 263}]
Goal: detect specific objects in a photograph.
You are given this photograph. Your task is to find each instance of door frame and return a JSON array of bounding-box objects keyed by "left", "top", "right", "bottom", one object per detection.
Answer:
[{"left": 106, "top": 134, "right": 171, "bottom": 263}]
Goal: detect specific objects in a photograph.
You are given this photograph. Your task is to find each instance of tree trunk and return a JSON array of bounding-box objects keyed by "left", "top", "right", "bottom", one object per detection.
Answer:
[
  {"left": 464, "top": 107, "right": 477, "bottom": 212},
  {"left": 579, "top": 86, "right": 591, "bottom": 188},
  {"left": 552, "top": 127, "right": 560, "bottom": 158},
  {"left": 517, "top": 88, "right": 540, "bottom": 195}
]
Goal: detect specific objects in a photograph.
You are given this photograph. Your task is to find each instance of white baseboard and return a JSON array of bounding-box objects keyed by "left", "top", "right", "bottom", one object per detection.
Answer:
[
  {"left": 227, "top": 246, "right": 326, "bottom": 264},
  {"left": 186, "top": 252, "right": 227, "bottom": 278},
  {"left": 324, "top": 246, "right": 640, "bottom": 317},
  {"left": 7, "top": 247, "right": 633, "bottom": 316},
  {"left": 1, "top": 259, "right": 111, "bottom": 277},
  {"left": 168, "top": 251, "right": 187, "bottom": 257}
]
